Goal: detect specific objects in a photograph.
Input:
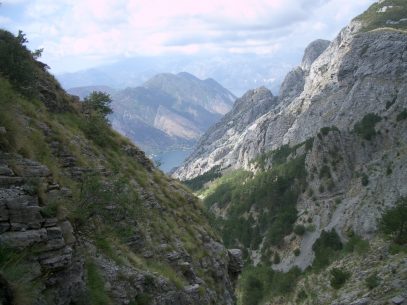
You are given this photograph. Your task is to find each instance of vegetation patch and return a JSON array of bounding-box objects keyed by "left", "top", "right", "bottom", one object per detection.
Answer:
[
  {"left": 312, "top": 229, "right": 343, "bottom": 270},
  {"left": 183, "top": 165, "right": 222, "bottom": 191},
  {"left": 355, "top": 0, "right": 407, "bottom": 32},
  {"left": 206, "top": 154, "right": 306, "bottom": 250},
  {"left": 353, "top": 113, "right": 382, "bottom": 140},
  {"left": 86, "top": 259, "right": 112, "bottom": 305},
  {"left": 365, "top": 273, "right": 380, "bottom": 289},
  {"left": 396, "top": 109, "right": 407, "bottom": 121},
  {"left": 379, "top": 197, "right": 407, "bottom": 244},
  {"left": 330, "top": 268, "right": 350, "bottom": 289},
  {"left": 239, "top": 266, "right": 302, "bottom": 305}
]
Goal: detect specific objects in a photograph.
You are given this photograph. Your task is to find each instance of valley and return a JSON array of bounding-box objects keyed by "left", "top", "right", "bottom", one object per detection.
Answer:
[{"left": 0, "top": 1, "right": 406, "bottom": 305}]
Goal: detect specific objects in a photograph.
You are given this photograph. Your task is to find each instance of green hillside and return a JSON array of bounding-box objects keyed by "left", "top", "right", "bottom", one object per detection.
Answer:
[{"left": 0, "top": 29, "right": 237, "bottom": 305}]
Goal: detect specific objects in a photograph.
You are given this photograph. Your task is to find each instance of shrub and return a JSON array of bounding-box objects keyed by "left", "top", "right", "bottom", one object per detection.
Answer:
[
  {"left": 396, "top": 109, "right": 407, "bottom": 121},
  {"left": 330, "top": 268, "right": 350, "bottom": 289},
  {"left": 320, "top": 126, "right": 339, "bottom": 136},
  {"left": 386, "top": 165, "right": 392, "bottom": 176},
  {"left": 273, "top": 253, "right": 281, "bottom": 264},
  {"left": 0, "top": 30, "right": 40, "bottom": 97},
  {"left": 294, "top": 248, "right": 301, "bottom": 256},
  {"left": 297, "top": 289, "right": 307, "bottom": 302},
  {"left": 365, "top": 273, "right": 380, "bottom": 289},
  {"left": 344, "top": 235, "right": 370, "bottom": 255},
  {"left": 306, "top": 224, "right": 316, "bottom": 232},
  {"left": 319, "top": 165, "right": 331, "bottom": 179},
  {"left": 241, "top": 274, "right": 264, "bottom": 305},
  {"left": 132, "top": 293, "right": 152, "bottom": 305},
  {"left": 272, "top": 144, "right": 294, "bottom": 165},
  {"left": 361, "top": 173, "right": 369, "bottom": 186},
  {"left": 312, "top": 229, "right": 343, "bottom": 269},
  {"left": 379, "top": 197, "right": 407, "bottom": 244},
  {"left": 294, "top": 225, "right": 306, "bottom": 236},
  {"left": 353, "top": 113, "right": 382, "bottom": 140},
  {"left": 183, "top": 166, "right": 222, "bottom": 191},
  {"left": 319, "top": 184, "right": 325, "bottom": 193},
  {"left": 83, "top": 91, "right": 113, "bottom": 121},
  {"left": 304, "top": 137, "right": 314, "bottom": 151},
  {"left": 86, "top": 260, "right": 111, "bottom": 305}
]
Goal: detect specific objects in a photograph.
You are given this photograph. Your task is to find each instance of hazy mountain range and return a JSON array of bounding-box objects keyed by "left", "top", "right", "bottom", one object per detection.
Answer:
[
  {"left": 59, "top": 53, "right": 300, "bottom": 97},
  {"left": 68, "top": 72, "right": 236, "bottom": 171}
]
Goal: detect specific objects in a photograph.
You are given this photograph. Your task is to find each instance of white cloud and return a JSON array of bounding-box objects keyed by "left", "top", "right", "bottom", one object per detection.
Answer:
[{"left": 1, "top": 0, "right": 376, "bottom": 72}]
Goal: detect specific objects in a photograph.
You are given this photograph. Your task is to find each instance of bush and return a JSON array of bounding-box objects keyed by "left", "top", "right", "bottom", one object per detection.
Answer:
[
  {"left": 319, "top": 165, "right": 331, "bottom": 179},
  {"left": 86, "top": 260, "right": 111, "bottom": 305},
  {"left": 320, "top": 126, "right": 339, "bottom": 136},
  {"left": 361, "top": 173, "right": 369, "bottom": 186},
  {"left": 379, "top": 197, "right": 407, "bottom": 244},
  {"left": 353, "top": 113, "right": 382, "bottom": 140},
  {"left": 240, "top": 265, "right": 302, "bottom": 305},
  {"left": 294, "top": 225, "right": 306, "bottom": 236},
  {"left": 83, "top": 91, "right": 113, "bottom": 121},
  {"left": 80, "top": 115, "right": 117, "bottom": 148},
  {"left": 241, "top": 274, "right": 264, "bottom": 305},
  {"left": 312, "top": 229, "right": 343, "bottom": 269},
  {"left": 330, "top": 268, "right": 350, "bottom": 289},
  {"left": 365, "top": 273, "right": 380, "bottom": 289},
  {"left": 396, "top": 109, "right": 407, "bottom": 121},
  {"left": 0, "top": 30, "right": 40, "bottom": 97},
  {"left": 183, "top": 166, "right": 222, "bottom": 191},
  {"left": 344, "top": 235, "right": 370, "bottom": 255},
  {"left": 296, "top": 289, "right": 307, "bottom": 302},
  {"left": 132, "top": 293, "right": 152, "bottom": 305},
  {"left": 294, "top": 248, "right": 301, "bottom": 256}
]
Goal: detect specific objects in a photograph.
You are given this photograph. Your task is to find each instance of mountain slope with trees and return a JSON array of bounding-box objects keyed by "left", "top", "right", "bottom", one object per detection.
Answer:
[{"left": 0, "top": 29, "right": 241, "bottom": 305}]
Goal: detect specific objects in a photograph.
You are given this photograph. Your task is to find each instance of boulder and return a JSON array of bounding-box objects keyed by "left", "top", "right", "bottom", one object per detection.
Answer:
[{"left": 227, "top": 249, "right": 243, "bottom": 275}]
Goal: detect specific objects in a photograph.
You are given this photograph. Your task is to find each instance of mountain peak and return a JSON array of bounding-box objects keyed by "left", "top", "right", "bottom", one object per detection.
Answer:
[
  {"left": 177, "top": 71, "right": 200, "bottom": 80},
  {"left": 301, "top": 39, "right": 331, "bottom": 71}
]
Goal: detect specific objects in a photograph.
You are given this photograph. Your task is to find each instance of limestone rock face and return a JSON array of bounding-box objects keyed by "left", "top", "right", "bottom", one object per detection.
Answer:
[
  {"left": 174, "top": 20, "right": 407, "bottom": 181},
  {"left": 300, "top": 39, "right": 331, "bottom": 72},
  {"left": 0, "top": 154, "right": 85, "bottom": 305},
  {"left": 173, "top": 87, "right": 278, "bottom": 179}
]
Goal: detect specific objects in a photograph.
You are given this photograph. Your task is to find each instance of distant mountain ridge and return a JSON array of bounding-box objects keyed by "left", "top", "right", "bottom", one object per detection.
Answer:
[
  {"left": 68, "top": 72, "right": 236, "bottom": 163},
  {"left": 58, "top": 53, "right": 300, "bottom": 96}
]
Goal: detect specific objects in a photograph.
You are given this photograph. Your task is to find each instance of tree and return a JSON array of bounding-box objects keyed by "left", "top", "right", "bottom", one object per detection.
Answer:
[
  {"left": 379, "top": 197, "right": 407, "bottom": 244},
  {"left": 83, "top": 91, "right": 113, "bottom": 121},
  {"left": 0, "top": 29, "right": 38, "bottom": 96}
]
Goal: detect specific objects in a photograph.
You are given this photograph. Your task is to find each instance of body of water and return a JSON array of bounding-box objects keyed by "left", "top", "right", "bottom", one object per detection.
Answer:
[{"left": 155, "top": 149, "right": 193, "bottom": 173}]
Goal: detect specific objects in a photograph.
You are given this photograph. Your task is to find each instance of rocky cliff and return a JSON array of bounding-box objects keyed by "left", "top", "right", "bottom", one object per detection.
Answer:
[
  {"left": 175, "top": 1, "right": 407, "bottom": 304},
  {"left": 173, "top": 1, "right": 407, "bottom": 182},
  {"left": 0, "top": 29, "right": 241, "bottom": 305}
]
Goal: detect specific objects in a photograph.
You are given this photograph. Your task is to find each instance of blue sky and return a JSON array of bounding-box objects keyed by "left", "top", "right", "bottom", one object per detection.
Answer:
[{"left": 0, "top": 0, "right": 376, "bottom": 73}]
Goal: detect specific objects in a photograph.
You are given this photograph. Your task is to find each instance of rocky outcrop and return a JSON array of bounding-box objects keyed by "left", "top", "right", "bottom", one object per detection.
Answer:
[
  {"left": 173, "top": 87, "right": 278, "bottom": 179},
  {"left": 300, "top": 39, "right": 330, "bottom": 72},
  {"left": 0, "top": 153, "right": 85, "bottom": 305},
  {"left": 227, "top": 249, "right": 243, "bottom": 284}
]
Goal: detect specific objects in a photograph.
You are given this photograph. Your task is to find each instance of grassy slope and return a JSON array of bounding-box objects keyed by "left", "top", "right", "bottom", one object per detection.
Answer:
[
  {"left": 355, "top": 0, "right": 407, "bottom": 32},
  {"left": 0, "top": 64, "right": 222, "bottom": 302}
]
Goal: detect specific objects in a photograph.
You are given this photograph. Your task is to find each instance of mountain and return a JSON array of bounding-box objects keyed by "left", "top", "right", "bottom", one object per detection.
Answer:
[
  {"left": 0, "top": 30, "right": 241, "bottom": 305},
  {"left": 176, "top": 1, "right": 407, "bottom": 304},
  {"left": 69, "top": 73, "right": 236, "bottom": 172},
  {"left": 57, "top": 53, "right": 300, "bottom": 97}
]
